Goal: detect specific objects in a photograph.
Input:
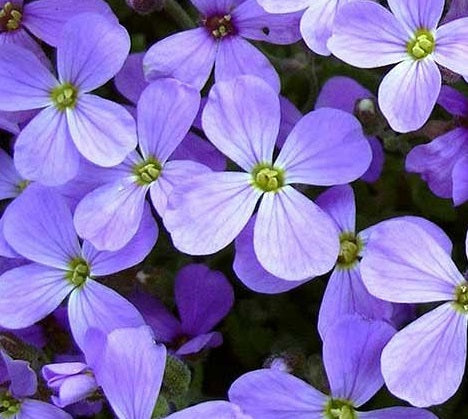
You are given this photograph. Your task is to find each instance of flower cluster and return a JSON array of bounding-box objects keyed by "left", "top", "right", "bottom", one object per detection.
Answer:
[{"left": 0, "top": 0, "right": 466, "bottom": 418}]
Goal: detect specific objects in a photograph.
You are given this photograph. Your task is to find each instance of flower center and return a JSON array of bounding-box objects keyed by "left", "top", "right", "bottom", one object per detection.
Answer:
[
  {"left": 0, "top": 392, "right": 21, "bottom": 416},
  {"left": 133, "top": 158, "right": 162, "bottom": 186},
  {"left": 51, "top": 83, "right": 78, "bottom": 111},
  {"left": 337, "top": 232, "right": 362, "bottom": 268},
  {"left": 251, "top": 164, "right": 285, "bottom": 192},
  {"left": 15, "top": 179, "right": 29, "bottom": 193},
  {"left": 66, "top": 258, "right": 90, "bottom": 287},
  {"left": 407, "top": 29, "right": 435, "bottom": 60},
  {"left": 454, "top": 282, "right": 468, "bottom": 313},
  {"left": 204, "top": 14, "right": 234, "bottom": 39},
  {"left": 324, "top": 398, "right": 357, "bottom": 419},
  {"left": 0, "top": 2, "right": 22, "bottom": 32}
]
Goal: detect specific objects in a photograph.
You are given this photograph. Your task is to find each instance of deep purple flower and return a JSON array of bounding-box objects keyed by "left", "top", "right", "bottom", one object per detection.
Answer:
[
  {"left": 444, "top": 0, "right": 468, "bottom": 22},
  {"left": 0, "top": 14, "right": 136, "bottom": 185},
  {"left": 228, "top": 316, "right": 435, "bottom": 418},
  {"left": 83, "top": 326, "right": 166, "bottom": 419},
  {"left": 257, "top": 0, "right": 352, "bottom": 56},
  {"left": 0, "top": 186, "right": 156, "bottom": 349},
  {"left": 316, "top": 76, "right": 385, "bottom": 183},
  {"left": 132, "top": 264, "right": 234, "bottom": 356},
  {"left": 328, "top": 0, "right": 468, "bottom": 133},
  {"left": 361, "top": 219, "right": 468, "bottom": 407},
  {"left": 166, "top": 76, "right": 371, "bottom": 281},
  {"left": 0, "top": 0, "right": 115, "bottom": 62},
  {"left": 143, "top": 0, "right": 301, "bottom": 91},
  {"left": 126, "top": 0, "right": 163, "bottom": 14},
  {"left": 406, "top": 85, "right": 468, "bottom": 206},
  {"left": 73, "top": 78, "right": 210, "bottom": 251},
  {"left": 0, "top": 349, "right": 71, "bottom": 418}
]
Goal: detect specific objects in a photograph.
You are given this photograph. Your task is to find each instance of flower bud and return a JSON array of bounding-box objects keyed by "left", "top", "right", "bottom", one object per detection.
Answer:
[{"left": 126, "top": 0, "right": 164, "bottom": 14}]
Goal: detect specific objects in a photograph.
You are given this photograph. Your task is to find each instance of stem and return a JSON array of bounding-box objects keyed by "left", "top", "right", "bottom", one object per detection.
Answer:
[{"left": 164, "top": 0, "right": 195, "bottom": 29}]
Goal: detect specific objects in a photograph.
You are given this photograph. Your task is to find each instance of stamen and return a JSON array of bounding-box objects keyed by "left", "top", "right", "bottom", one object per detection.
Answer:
[
  {"left": 407, "top": 29, "right": 435, "bottom": 60},
  {"left": 66, "top": 258, "right": 90, "bottom": 287},
  {"left": 51, "top": 83, "right": 78, "bottom": 111},
  {"left": 204, "top": 14, "right": 234, "bottom": 39},
  {"left": 454, "top": 282, "right": 468, "bottom": 314},
  {"left": 337, "top": 232, "right": 362, "bottom": 269},
  {"left": 251, "top": 164, "right": 285, "bottom": 193},
  {"left": 0, "top": 2, "right": 22, "bottom": 32},
  {"left": 133, "top": 158, "right": 162, "bottom": 186}
]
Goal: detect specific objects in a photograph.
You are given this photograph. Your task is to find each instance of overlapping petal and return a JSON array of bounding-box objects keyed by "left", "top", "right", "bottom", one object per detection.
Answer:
[
  {"left": 381, "top": 303, "right": 467, "bottom": 407},
  {"left": 57, "top": 14, "right": 130, "bottom": 92},
  {"left": 254, "top": 186, "right": 339, "bottom": 281},
  {"left": 323, "top": 316, "right": 395, "bottom": 406},
  {"left": 144, "top": 28, "right": 217, "bottom": 90},
  {"left": 165, "top": 172, "right": 261, "bottom": 255},
  {"left": 276, "top": 109, "right": 371, "bottom": 185},
  {"left": 378, "top": 59, "right": 441, "bottom": 133},
  {"left": 203, "top": 76, "right": 280, "bottom": 171},
  {"left": 137, "top": 79, "right": 200, "bottom": 162},
  {"left": 328, "top": 1, "right": 407, "bottom": 68},
  {"left": 434, "top": 18, "right": 468, "bottom": 77},
  {"left": 361, "top": 220, "right": 464, "bottom": 303},
  {"left": 229, "top": 369, "right": 327, "bottom": 418},
  {"left": 215, "top": 37, "right": 280, "bottom": 92},
  {"left": 387, "top": 0, "right": 444, "bottom": 34}
]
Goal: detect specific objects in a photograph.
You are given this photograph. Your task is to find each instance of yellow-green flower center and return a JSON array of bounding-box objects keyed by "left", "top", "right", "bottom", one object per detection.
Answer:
[
  {"left": 407, "top": 29, "right": 435, "bottom": 60},
  {"left": 337, "top": 232, "right": 362, "bottom": 269},
  {"left": 0, "top": 2, "right": 22, "bottom": 32},
  {"left": 454, "top": 282, "right": 468, "bottom": 314},
  {"left": 251, "top": 164, "right": 285, "bottom": 192},
  {"left": 16, "top": 179, "right": 29, "bottom": 193},
  {"left": 51, "top": 83, "right": 78, "bottom": 111},
  {"left": 66, "top": 258, "right": 90, "bottom": 287},
  {"left": 324, "top": 398, "right": 357, "bottom": 419},
  {"left": 0, "top": 392, "right": 21, "bottom": 416},
  {"left": 133, "top": 158, "right": 162, "bottom": 186},
  {"left": 205, "top": 14, "right": 234, "bottom": 39}
]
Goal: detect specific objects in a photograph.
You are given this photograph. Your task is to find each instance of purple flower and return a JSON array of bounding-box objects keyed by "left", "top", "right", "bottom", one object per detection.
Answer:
[
  {"left": 73, "top": 78, "right": 210, "bottom": 251},
  {"left": 0, "top": 0, "right": 115, "bottom": 62},
  {"left": 42, "top": 362, "right": 98, "bottom": 408},
  {"left": 143, "top": 0, "right": 301, "bottom": 91},
  {"left": 229, "top": 316, "right": 435, "bottom": 418},
  {"left": 360, "top": 219, "right": 468, "bottom": 407},
  {"left": 0, "top": 14, "right": 137, "bottom": 185},
  {"left": 167, "top": 401, "right": 249, "bottom": 418},
  {"left": 328, "top": 0, "right": 468, "bottom": 133},
  {"left": 132, "top": 264, "right": 234, "bottom": 356},
  {"left": 166, "top": 76, "right": 372, "bottom": 281},
  {"left": 258, "top": 0, "right": 352, "bottom": 56},
  {"left": 444, "top": 0, "right": 468, "bottom": 22},
  {"left": 83, "top": 326, "right": 166, "bottom": 419},
  {"left": 316, "top": 76, "right": 385, "bottom": 183},
  {"left": 406, "top": 85, "right": 468, "bottom": 206},
  {"left": 0, "top": 186, "right": 156, "bottom": 349},
  {"left": 126, "top": 0, "right": 163, "bottom": 14},
  {"left": 0, "top": 349, "right": 71, "bottom": 418}
]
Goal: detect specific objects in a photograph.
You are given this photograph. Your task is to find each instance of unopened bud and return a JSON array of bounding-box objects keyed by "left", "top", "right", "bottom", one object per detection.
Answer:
[{"left": 126, "top": 0, "right": 164, "bottom": 14}]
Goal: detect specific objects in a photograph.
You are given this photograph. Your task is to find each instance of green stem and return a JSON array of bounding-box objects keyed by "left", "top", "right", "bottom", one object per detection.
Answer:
[{"left": 165, "top": 0, "right": 195, "bottom": 29}]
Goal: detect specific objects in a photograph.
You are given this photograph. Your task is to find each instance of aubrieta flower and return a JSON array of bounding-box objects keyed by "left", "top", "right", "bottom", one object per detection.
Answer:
[
  {"left": 188, "top": 316, "right": 434, "bottom": 419},
  {"left": 166, "top": 75, "right": 372, "bottom": 281},
  {"left": 143, "top": 0, "right": 301, "bottom": 91},
  {"left": 125, "top": 0, "right": 163, "bottom": 15},
  {"left": 0, "top": 186, "right": 156, "bottom": 349},
  {"left": 132, "top": 264, "right": 234, "bottom": 356},
  {"left": 406, "top": 86, "right": 468, "bottom": 206},
  {"left": 0, "top": 349, "right": 71, "bottom": 418},
  {"left": 257, "top": 0, "right": 352, "bottom": 56},
  {"left": 43, "top": 326, "right": 166, "bottom": 419},
  {"left": 73, "top": 78, "right": 210, "bottom": 251},
  {"left": 328, "top": 0, "right": 468, "bottom": 133},
  {"left": 361, "top": 219, "right": 468, "bottom": 407},
  {"left": 0, "top": 13, "right": 136, "bottom": 185},
  {"left": 82, "top": 326, "right": 166, "bottom": 419},
  {"left": 316, "top": 76, "right": 385, "bottom": 183}
]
